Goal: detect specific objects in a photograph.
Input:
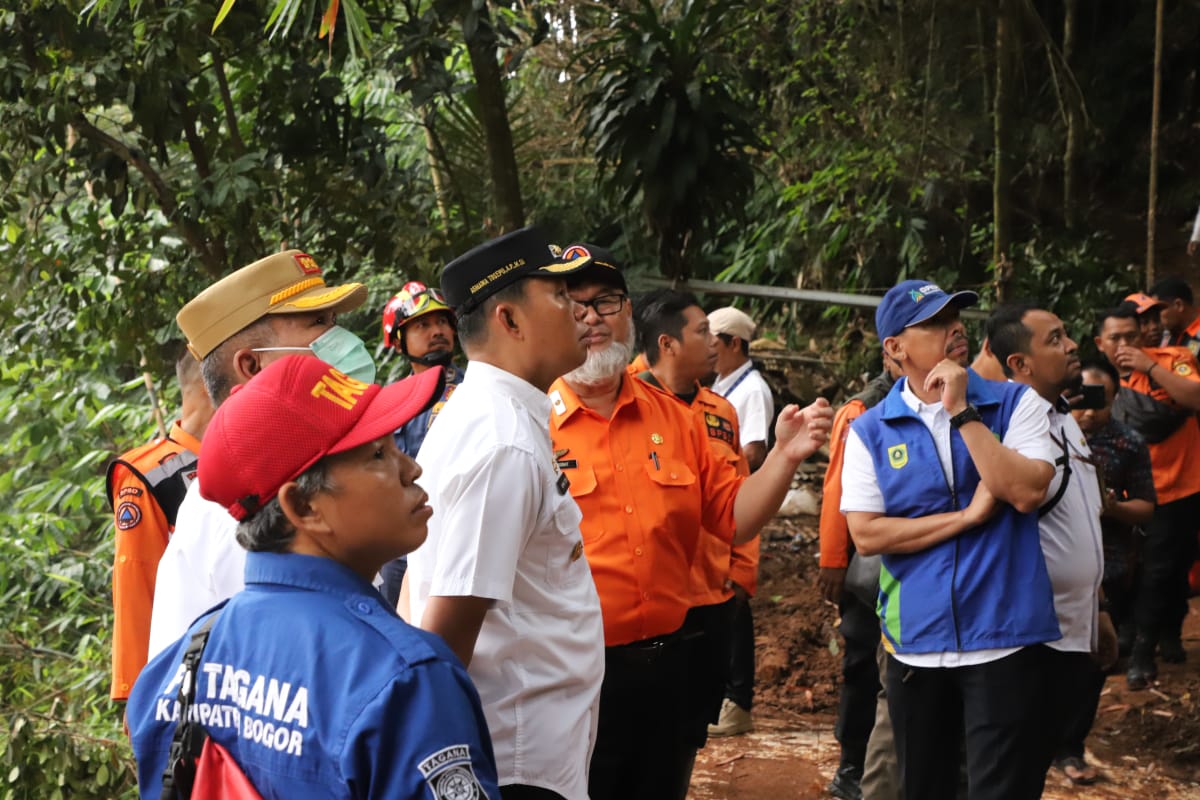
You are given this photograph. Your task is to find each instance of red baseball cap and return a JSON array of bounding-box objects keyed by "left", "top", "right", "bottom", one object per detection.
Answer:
[
  {"left": 199, "top": 355, "right": 444, "bottom": 521},
  {"left": 1124, "top": 292, "right": 1166, "bottom": 315}
]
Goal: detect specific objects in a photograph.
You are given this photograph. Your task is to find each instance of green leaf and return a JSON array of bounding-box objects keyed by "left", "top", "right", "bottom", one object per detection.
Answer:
[{"left": 211, "top": 0, "right": 237, "bottom": 33}]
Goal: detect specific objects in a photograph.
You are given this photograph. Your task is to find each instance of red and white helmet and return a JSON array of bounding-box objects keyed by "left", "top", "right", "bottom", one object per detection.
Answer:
[{"left": 381, "top": 281, "right": 455, "bottom": 351}]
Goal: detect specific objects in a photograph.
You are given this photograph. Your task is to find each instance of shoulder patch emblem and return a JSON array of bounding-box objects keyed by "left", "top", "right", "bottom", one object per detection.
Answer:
[
  {"left": 418, "top": 745, "right": 484, "bottom": 800},
  {"left": 116, "top": 501, "right": 143, "bottom": 530},
  {"left": 704, "top": 412, "right": 735, "bottom": 446},
  {"left": 1174, "top": 362, "right": 1193, "bottom": 376},
  {"left": 549, "top": 390, "right": 567, "bottom": 416},
  {"left": 887, "top": 444, "right": 908, "bottom": 470}
]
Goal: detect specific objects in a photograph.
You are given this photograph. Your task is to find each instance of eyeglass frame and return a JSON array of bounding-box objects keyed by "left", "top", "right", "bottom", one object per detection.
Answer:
[{"left": 574, "top": 292, "right": 628, "bottom": 317}]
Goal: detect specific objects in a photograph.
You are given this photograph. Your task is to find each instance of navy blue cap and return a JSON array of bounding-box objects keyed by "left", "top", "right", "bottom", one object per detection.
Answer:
[
  {"left": 558, "top": 243, "right": 627, "bottom": 292},
  {"left": 440, "top": 225, "right": 592, "bottom": 314},
  {"left": 875, "top": 280, "right": 978, "bottom": 340}
]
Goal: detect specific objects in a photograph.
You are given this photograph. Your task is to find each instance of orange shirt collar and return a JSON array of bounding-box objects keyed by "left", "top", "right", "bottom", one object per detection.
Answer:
[{"left": 168, "top": 421, "right": 202, "bottom": 456}]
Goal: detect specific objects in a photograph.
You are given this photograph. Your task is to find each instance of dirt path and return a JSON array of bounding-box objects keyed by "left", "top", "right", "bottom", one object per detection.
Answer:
[{"left": 686, "top": 517, "right": 1200, "bottom": 799}]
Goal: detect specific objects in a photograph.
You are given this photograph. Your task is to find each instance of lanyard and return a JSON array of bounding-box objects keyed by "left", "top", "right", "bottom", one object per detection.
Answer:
[{"left": 718, "top": 364, "right": 754, "bottom": 399}]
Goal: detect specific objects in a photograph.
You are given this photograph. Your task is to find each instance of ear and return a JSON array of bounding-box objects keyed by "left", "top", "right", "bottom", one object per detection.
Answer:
[
  {"left": 278, "top": 481, "right": 331, "bottom": 539},
  {"left": 232, "top": 347, "right": 265, "bottom": 384},
  {"left": 1093, "top": 334, "right": 1103, "bottom": 351},
  {"left": 1006, "top": 353, "right": 1028, "bottom": 376},
  {"left": 882, "top": 335, "right": 904, "bottom": 364},
  {"left": 657, "top": 332, "right": 675, "bottom": 357},
  {"left": 492, "top": 301, "right": 522, "bottom": 338}
]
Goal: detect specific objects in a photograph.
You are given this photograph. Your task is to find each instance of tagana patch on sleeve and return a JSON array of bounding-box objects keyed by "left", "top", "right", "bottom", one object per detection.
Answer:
[{"left": 418, "top": 745, "right": 486, "bottom": 800}]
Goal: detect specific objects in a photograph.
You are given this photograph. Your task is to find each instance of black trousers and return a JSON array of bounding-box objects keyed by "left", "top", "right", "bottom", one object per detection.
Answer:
[
  {"left": 1135, "top": 492, "right": 1200, "bottom": 644},
  {"left": 726, "top": 591, "right": 756, "bottom": 710},
  {"left": 589, "top": 630, "right": 696, "bottom": 800},
  {"left": 885, "top": 646, "right": 1050, "bottom": 800},
  {"left": 835, "top": 591, "right": 881, "bottom": 770},
  {"left": 682, "top": 600, "right": 737, "bottom": 747},
  {"left": 1042, "top": 647, "right": 1106, "bottom": 763},
  {"left": 500, "top": 786, "right": 566, "bottom": 800}
]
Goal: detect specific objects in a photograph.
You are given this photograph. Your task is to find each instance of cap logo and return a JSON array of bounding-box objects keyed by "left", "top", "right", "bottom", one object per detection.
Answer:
[
  {"left": 293, "top": 253, "right": 323, "bottom": 276},
  {"left": 562, "top": 245, "right": 591, "bottom": 260},
  {"left": 311, "top": 368, "right": 369, "bottom": 411},
  {"left": 470, "top": 258, "right": 526, "bottom": 295},
  {"left": 909, "top": 284, "right": 941, "bottom": 303}
]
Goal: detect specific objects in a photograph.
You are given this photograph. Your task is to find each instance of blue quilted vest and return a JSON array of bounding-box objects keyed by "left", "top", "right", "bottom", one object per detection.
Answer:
[{"left": 851, "top": 371, "right": 1061, "bottom": 655}]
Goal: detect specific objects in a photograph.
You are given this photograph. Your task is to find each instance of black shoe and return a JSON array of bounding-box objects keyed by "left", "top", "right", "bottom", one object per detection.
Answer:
[
  {"left": 828, "top": 763, "right": 863, "bottom": 800},
  {"left": 1159, "top": 638, "right": 1187, "bottom": 664},
  {"left": 1127, "top": 640, "right": 1158, "bottom": 690}
]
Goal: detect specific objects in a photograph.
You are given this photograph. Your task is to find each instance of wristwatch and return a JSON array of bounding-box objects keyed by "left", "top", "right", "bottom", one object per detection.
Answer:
[{"left": 949, "top": 404, "right": 982, "bottom": 429}]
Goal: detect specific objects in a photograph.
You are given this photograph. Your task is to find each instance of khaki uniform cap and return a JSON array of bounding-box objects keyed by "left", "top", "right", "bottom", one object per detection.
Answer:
[{"left": 178, "top": 250, "right": 368, "bottom": 360}]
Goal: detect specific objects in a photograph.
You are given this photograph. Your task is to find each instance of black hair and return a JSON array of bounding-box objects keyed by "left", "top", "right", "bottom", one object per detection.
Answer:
[
  {"left": 1079, "top": 358, "right": 1120, "bottom": 392},
  {"left": 1148, "top": 276, "right": 1193, "bottom": 306},
  {"left": 1095, "top": 304, "right": 1138, "bottom": 336},
  {"left": 985, "top": 302, "right": 1038, "bottom": 379},
  {"left": 200, "top": 317, "right": 273, "bottom": 406},
  {"left": 454, "top": 280, "right": 530, "bottom": 352},
  {"left": 716, "top": 332, "right": 750, "bottom": 357},
  {"left": 633, "top": 289, "right": 701, "bottom": 366}
]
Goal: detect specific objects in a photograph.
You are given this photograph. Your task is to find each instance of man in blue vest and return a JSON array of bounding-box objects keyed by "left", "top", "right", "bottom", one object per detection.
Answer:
[{"left": 841, "top": 280, "right": 1060, "bottom": 800}]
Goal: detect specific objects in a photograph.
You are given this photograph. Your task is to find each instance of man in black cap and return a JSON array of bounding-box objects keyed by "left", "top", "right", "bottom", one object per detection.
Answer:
[{"left": 403, "top": 226, "right": 605, "bottom": 800}]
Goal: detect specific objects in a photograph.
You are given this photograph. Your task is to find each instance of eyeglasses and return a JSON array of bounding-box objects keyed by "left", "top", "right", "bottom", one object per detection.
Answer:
[{"left": 575, "top": 293, "right": 627, "bottom": 317}]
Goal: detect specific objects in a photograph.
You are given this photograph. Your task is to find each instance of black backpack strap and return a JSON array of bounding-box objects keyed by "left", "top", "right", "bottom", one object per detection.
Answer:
[
  {"left": 160, "top": 609, "right": 222, "bottom": 800},
  {"left": 1038, "top": 431, "right": 1071, "bottom": 518}
]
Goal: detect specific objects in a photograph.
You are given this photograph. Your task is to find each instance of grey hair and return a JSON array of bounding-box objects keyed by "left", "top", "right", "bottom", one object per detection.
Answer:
[
  {"left": 200, "top": 317, "right": 274, "bottom": 406},
  {"left": 235, "top": 458, "right": 337, "bottom": 553}
]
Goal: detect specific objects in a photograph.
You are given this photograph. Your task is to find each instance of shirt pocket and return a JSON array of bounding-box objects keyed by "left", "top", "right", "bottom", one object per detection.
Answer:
[{"left": 546, "top": 486, "right": 589, "bottom": 589}]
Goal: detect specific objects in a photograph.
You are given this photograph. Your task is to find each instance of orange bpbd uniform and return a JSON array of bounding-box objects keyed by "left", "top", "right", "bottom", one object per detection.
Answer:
[
  {"left": 105, "top": 423, "right": 200, "bottom": 700},
  {"left": 1123, "top": 348, "right": 1200, "bottom": 504},
  {"left": 684, "top": 387, "right": 760, "bottom": 603},
  {"left": 818, "top": 399, "right": 867, "bottom": 569},
  {"left": 548, "top": 376, "right": 746, "bottom": 646}
]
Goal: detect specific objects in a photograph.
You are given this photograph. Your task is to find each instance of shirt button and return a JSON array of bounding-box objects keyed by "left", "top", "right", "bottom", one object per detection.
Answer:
[
  {"left": 642, "top": 592, "right": 650, "bottom": 600},
  {"left": 615, "top": 464, "right": 624, "bottom": 472},
  {"left": 625, "top": 505, "right": 634, "bottom": 514},
  {"left": 118, "top": 555, "right": 127, "bottom": 563},
  {"left": 356, "top": 601, "right": 372, "bottom": 613},
  {"left": 670, "top": 472, "right": 678, "bottom": 479},
  {"left": 634, "top": 547, "right": 643, "bottom": 556}
]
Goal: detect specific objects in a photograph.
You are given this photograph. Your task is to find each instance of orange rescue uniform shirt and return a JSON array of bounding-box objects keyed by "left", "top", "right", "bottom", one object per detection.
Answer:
[
  {"left": 107, "top": 423, "right": 200, "bottom": 700},
  {"left": 548, "top": 375, "right": 746, "bottom": 646},
  {"left": 1122, "top": 347, "right": 1200, "bottom": 504},
  {"left": 818, "top": 399, "right": 868, "bottom": 568},
  {"left": 683, "top": 387, "right": 758, "bottom": 603}
]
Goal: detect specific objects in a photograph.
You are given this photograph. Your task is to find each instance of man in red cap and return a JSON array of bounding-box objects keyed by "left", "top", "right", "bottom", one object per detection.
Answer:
[{"left": 126, "top": 356, "right": 498, "bottom": 799}]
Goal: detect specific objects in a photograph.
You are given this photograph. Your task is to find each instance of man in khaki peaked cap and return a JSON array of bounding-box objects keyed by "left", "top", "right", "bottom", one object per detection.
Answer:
[{"left": 148, "top": 249, "right": 378, "bottom": 659}]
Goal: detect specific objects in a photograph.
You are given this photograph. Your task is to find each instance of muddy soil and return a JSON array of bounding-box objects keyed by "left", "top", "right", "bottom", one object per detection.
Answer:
[{"left": 689, "top": 515, "right": 1200, "bottom": 799}]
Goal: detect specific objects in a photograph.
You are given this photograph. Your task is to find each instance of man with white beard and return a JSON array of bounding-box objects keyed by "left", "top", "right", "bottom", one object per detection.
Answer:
[{"left": 546, "top": 244, "right": 834, "bottom": 800}]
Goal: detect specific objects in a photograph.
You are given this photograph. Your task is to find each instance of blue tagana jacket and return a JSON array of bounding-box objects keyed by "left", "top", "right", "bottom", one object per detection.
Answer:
[
  {"left": 851, "top": 372, "right": 1061, "bottom": 656},
  {"left": 127, "top": 552, "right": 500, "bottom": 800}
]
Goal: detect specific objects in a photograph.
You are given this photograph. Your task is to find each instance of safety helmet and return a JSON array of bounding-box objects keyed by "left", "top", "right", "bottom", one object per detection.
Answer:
[{"left": 381, "top": 281, "right": 455, "bottom": 351}]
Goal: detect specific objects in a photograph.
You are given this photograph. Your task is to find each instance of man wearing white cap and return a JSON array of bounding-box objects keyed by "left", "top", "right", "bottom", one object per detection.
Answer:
[
  {"left": 705, "top": 306, "right": 775, "bottom": 739},
  {"left": 147, "top": 250, "right": 374, "bottom": 658},
  {"left": 709, "top": 307, "right": 774, "bottom": 472}
]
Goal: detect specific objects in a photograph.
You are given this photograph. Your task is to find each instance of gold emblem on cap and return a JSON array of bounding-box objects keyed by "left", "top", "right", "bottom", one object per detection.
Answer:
[
  {"left": 570, "top": 541, "right": 584, "bottom": 562},
  {"left": 651, "top": 433, "right": 663, "bottom": 444}
]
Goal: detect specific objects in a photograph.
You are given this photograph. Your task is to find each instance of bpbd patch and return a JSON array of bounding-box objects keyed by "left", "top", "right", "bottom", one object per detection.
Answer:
[
  {"left": 116, "top": 501, "right": 143, "bottom": 530},
  {"left": 418, "top": 744, "right": 485, "bottom": 800},
  {"left": 887, "top": 444, "right": 908, "bottom": 469},
  {"left": 704, "top": 412, "right": 735, "bottom": 446}
]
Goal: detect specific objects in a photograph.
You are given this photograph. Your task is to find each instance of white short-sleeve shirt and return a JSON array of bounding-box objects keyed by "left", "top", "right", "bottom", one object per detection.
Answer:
[
  {"left": 147, "top": 479, "right": 244, "bottom": 659},
  {"left": 712, "top": 361, "right": 774, "bottom": 447},
  {"left": 407, "top": 361, "right": 605, "bottom": 800},
  {"left": 840, "top": 376, "right": 1055, "bottom": 667},
  {"left": 1038, "top": 407, "right": 1104, "bottom": 653}
]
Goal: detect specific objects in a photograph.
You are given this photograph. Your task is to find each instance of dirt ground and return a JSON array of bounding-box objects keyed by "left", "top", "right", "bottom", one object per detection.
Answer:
[{"left": 688, "top": 514, "right": 1200, "bottom": 800}]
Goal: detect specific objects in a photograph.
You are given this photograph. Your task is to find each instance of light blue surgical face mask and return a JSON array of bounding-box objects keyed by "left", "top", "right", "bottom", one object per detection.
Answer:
[{"left": 252, "top": 325, "right": 377, "bottom": 384}]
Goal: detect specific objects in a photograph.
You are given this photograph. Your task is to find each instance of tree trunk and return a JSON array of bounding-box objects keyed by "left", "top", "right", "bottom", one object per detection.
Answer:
[
  {"left": 1063, "top": 0, "right": 1078, "bottom": 229},
  {"left": 460, "top": 4, "right": 525, "bottom": 233},
  {"left": 993, "top": 0, "right": 1015, "bottom": 302},
  {"left": 1147, "top": 0, "right": 1165, "bottom": 285}
]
